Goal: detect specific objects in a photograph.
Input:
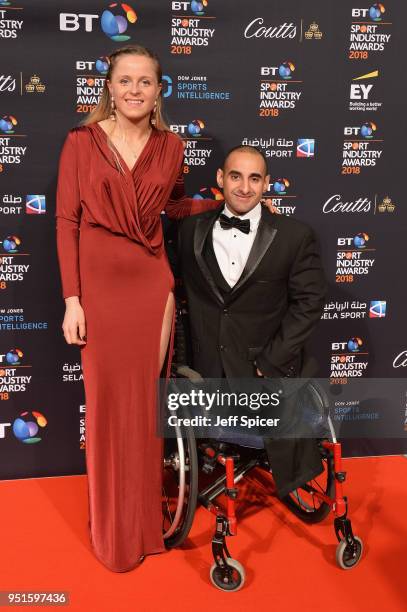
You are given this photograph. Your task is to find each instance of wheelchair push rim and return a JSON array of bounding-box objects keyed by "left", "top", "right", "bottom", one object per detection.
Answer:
[
  {"left": 162, "top": 423, "right": 198, "bottom": 548},
  {"left": 281, "top": 441, "right": 334, "bottom": 523}
]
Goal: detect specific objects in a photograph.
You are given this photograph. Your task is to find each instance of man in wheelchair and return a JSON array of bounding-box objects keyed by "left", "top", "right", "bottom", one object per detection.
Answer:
[{"left": 177, "top": 144, "right": 327, "bottom": 499}]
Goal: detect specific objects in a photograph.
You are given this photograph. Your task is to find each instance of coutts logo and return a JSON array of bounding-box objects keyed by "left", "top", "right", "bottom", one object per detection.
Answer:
[
  {"left": 244, "top": 18, "right": 297, "bottom": 39},
  {"left": 393, "top": 351, "right": 407, "bottom": 368},
  {"left": 323, "top": 195, "right": 372, "bottom": 214},
  {"left": 0, "top": 75, "right": 16, "bottom": 93}
]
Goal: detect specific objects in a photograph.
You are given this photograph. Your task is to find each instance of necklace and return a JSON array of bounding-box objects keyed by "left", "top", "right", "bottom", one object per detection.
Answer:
[{"left": 116, "top": 123, "right": 152, "bottom": 160}]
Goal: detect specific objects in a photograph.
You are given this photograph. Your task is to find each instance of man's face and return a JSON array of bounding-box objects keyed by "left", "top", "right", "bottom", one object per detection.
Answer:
[{"left": 216, "top": 151, "right": 270, "bottom": 216}]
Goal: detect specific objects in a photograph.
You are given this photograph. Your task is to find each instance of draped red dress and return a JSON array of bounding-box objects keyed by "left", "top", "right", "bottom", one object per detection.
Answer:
[{"left": 56, "top": 124, "right": 218, "bottom": 572}]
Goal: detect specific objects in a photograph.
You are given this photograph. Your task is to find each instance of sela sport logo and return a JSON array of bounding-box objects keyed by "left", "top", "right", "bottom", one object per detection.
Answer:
[
  {"left": 26, "top": 195, "right": 46, "bottom": 214},
  {"left": 296, "top": 139, "right": 315, "bottom": 158},
  {"left": 369, "top": 300, "right": 386, "bottom": 318}
]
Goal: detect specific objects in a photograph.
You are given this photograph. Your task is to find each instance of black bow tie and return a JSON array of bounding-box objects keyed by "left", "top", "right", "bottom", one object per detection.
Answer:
[{"left": 219, "top": 214, "right": 251, "bottom": 235}]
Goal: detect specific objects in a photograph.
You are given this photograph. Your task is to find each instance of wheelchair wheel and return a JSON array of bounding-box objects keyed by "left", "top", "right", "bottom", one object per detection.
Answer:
[
  {"left": 282, "top": 441, "right": 334, "bottom": 523},
  {"left": 210, "top": 558, "right": 246, "bottom": 592},
  {"left": 336, "top": 536, "right": 363, "bottom": 569},
  {"left": 162, "top": 423, "right": 198, "bottom": 548}
]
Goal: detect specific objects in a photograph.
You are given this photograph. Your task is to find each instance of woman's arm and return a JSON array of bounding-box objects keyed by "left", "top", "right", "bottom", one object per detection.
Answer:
[
  {"left": 56, "top": 129, "right": 82, "bottom": 299},
  {"left": 56, "top": 129, "right": 86, "bottom": 345},
  {"left": 164, "top": 167, "right": 220, "bottom": 220}
]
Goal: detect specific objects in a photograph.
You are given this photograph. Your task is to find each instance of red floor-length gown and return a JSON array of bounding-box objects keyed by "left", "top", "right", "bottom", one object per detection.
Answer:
[{"left": 56, "top": 124, "right": 218, "bottom": 572}]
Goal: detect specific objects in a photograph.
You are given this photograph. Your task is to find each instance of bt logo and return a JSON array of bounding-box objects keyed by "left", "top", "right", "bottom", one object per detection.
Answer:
[
  {"left": 0, "top": 348, "right": 23, "bottom": 365},
  {"left": 261, "top": 62, "right": 295, "bottom": 79},
  {"left": 337, "top": 232, "right": 369, "bottom": 248},
  {"left": 13, "top": 411, "right": 48, "bottom": 444},
  {"left": 344, "top": 122, "right": 377, "bottom": 138},
  {"left": 2, "top": 235, "right": 21, "bottom": 253},
  {"left": 76, "top": 57, "right": 110, "bottom": 75},
  {"left": 332, "top": 337, "right": 363, "bottom": 352},
  {"left": 352, "top": 4, "right": 385, "bottom": 21},
  {"left": 0, "top": 115, "right": 17, "bottom": 134},
  {"left": 172, "top": 1, "right": 208, "bottom": 15},
  {"left": 0, "top": 423, "right": 11, "bottom": 439},
  {"left": 101, "top": 3, "right": 137, "bottom": 41},
  {"left": 193, "top": 187, "right": 224, "bottom": 201},
  {"left": 271, "top": 178, "right": 290, "bottom": 195},
  {"left": 59, "top": 13, "right": 99, "bottom": 32},
  {"left": 60, "top": 3, "right": 137, "bottom": 40},
  {"left": 170, "top": 120, "right": 205, "bottom": 137}
]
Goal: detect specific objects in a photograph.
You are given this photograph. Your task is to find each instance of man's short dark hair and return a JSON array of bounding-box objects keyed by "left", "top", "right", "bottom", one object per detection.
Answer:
[{"left": 223, "top": 145, "right": 269, "bottom": 176}]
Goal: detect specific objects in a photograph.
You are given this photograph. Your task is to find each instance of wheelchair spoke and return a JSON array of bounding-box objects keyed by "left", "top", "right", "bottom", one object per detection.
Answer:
[
  {"left": 310, "top": 477, "right": 326, "bottom": 495},
  {"left": 162, "top": 486, "right": 174, "bottom": 526},
  {"left": 282, "top": 446, "right": 334, "bottom": 523}
]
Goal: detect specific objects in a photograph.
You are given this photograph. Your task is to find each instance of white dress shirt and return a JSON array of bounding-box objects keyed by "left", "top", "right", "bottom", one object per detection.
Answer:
[{"left": 212, "top": 203, "right": 262, "bottom": 287}]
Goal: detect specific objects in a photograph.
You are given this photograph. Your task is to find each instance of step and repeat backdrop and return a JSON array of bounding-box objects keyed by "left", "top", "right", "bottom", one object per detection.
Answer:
[{"left": 1, "top": 0, "right": 407, "bottom": 479}]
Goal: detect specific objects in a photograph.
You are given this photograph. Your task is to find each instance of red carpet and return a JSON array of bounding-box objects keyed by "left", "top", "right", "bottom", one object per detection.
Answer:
[{"left": 0, "top": 456, "right": 406, "bottom": 611}]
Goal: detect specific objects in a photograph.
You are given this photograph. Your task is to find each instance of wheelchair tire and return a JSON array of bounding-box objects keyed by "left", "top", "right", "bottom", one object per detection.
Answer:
[
  {"left": 336, "top": 536, "right": 363, "bottom": 569},
  {"left": 210, "top": 558, "right": 246, "bottom": 592},
  {"left": 281, "top": 442, "right": 334, "bottom": 523},
  {"left": 162, "top": 423, "right": 198, "bottom": 549}
]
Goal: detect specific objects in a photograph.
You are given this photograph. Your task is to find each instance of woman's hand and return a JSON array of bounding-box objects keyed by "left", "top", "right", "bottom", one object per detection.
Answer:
[
  {"left": 62, "top": 297, "right": 87, "bottom": 345},
  {"left": 261, "top": 198, "right": 281, "bottom": 214}
]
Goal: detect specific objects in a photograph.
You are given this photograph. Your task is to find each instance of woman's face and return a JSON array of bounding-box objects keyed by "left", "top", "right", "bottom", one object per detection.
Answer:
[{"left": 107, "top": 54, "right": 161, "bottom": 123}]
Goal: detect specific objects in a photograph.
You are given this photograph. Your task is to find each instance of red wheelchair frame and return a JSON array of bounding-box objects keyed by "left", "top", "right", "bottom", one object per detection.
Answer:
[{"left": 195, "top": 436, "right": 363, "bottom": 591}]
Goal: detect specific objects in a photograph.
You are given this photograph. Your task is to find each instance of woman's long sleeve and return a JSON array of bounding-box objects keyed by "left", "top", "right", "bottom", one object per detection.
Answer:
[
  {"left": 165, "top": 167, "right": 220, "bottom": 220},
  {"left": 55, "top": 130, "right": 82, "bottom": 299}
]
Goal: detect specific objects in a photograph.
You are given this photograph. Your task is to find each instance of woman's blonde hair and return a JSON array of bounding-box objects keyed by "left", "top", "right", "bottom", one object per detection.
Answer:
[{"left": 82, "top": 44, "right": 169, "bottom": 130}]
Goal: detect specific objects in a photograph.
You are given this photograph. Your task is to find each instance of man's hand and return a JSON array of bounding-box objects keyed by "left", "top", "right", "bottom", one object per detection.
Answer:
[
  {"left": 62, "top": 296, "right": 87, "bottom": 345},
  {"left": 256, "top": 368, "right": 263, "bottom": 377}
]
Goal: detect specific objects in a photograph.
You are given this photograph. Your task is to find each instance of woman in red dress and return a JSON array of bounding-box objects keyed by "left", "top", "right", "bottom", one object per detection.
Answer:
[{"left": 56, "top": 45, "right": 220, "bottom": 572}]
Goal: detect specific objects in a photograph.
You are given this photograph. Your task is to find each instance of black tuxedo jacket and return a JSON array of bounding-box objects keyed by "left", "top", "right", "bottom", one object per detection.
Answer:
[
  {"left": 179, "top": 206, "right": 326, "bottom": 378},
  {"left": 178, "top": 206, "right": 327, "bottom": 497}
]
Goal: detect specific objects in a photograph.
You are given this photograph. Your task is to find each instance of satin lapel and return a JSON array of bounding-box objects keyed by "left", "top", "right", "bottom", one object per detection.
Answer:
[
  {"left": 230, "top": 209, "right": 278, "bottom": 296},
  {"left": 194, "top": 214, "right": 225, "bottom": 305}
]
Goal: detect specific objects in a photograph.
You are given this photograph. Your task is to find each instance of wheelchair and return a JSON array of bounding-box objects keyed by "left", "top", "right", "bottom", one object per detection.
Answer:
[{"left": 162, "top": 371, "right": 363, "bottom": 592}]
